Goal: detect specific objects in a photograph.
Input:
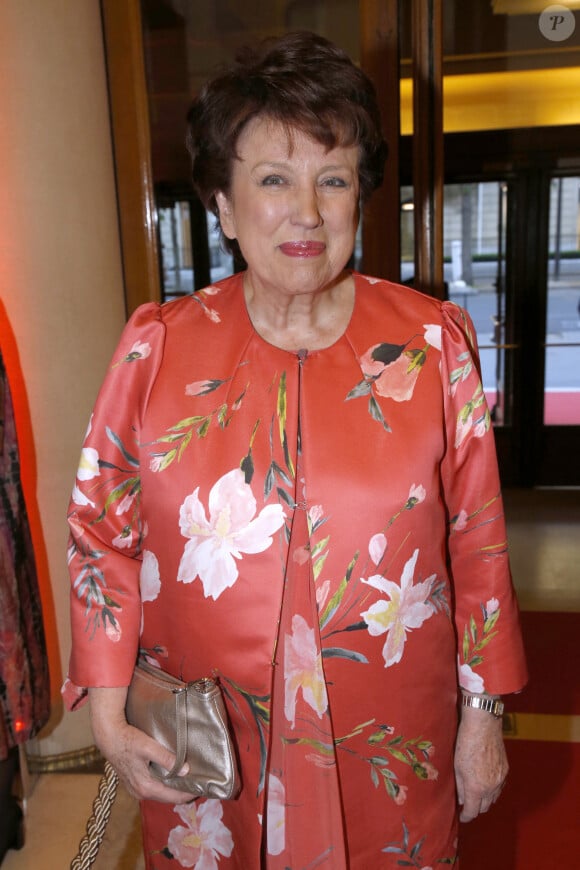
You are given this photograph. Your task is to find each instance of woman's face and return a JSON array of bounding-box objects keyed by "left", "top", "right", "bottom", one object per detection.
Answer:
[{"left": 215, "top": 116, "right": 360, "bottom": 300}]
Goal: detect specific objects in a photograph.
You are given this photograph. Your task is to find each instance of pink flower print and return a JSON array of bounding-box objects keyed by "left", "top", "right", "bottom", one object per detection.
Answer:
[
  {"left": 185, "top": 380, "right": 213, "bottom": 396},
  {"left": 185, "top": 379, "right": 227, "bottom": 397},
  {"left": 361, "top": 549, "right": 436, "bottom": 668},
  {"left": 167, "top": 800, "right": 234, "bottom": 869},
  {"left": 284, "top": 614, "right": 328, "bottom": 728},
  {"left": 307, "top": 504, "right": 324, "bottom": 532},
  {"left": 393, "top": 784, "right": 408, "bottom": 806},
  {"left": 316, "top": 579, "right": 331, "bottom": 611},
  {"left": 454, "top": 390, "right": 490, "bottom": 448},
  {"left": 292, "top": 545, "right": 311, "bottom": 565},
  {"left": 406, "top": 483, "right": 426, "bottom": 508},
  {"left": 473, "top": 419, "right": 488, "bottom": 438},
  {"left": 112, "top": 527, "right": 133, "bottom": 549},
  {"left": 177, "top": 468, "right": 285, "bottom": 600},
  {"left": 423, "top": 323, "right": 441, "bottom": 350},
  {"left": 454, "top": 509, "right": 469, "bottom": 531},
  {"left": 77, "top": 447, "right": 100, "bottom": 481},
  {"left": 266, "top": 774, "right": 285, "bottom": 856},
  {"left": 124, "top": 340, "right": 151, "bottom": 362},
  {"left": 369, "top": 533, "right": 387, "bottom": 566},
  {"left": 374, "top": 352, "right": 421, "bottom": 402},
  {"left": 423, "top": 761, "right": 439, "bottom": 781},
  {"left": 115, "top": 492, "right": 135, "bottom": 515},
  {"left": 359, "top": 345, "right": 386, "bottom": 378},
  {"left": 149, "top": 455, "right": 165, "bottom": 473},
  {"left": 486, "top": 597, "right": 500, "bottom": 615},
  {"left": 140, "top": 550, "right": 161, "bottom": 602},
  {"left": 61, "top": 677, "right": 86, "bottom": 711},
  {"left": 71, "top": 484, "right": 95, "bottom": 508},
  {"left": 104, "top": 616, "right": 121, "bottom": 642},
  {"left": 458, "top": 659, "right": 485, "bottom": 693}
]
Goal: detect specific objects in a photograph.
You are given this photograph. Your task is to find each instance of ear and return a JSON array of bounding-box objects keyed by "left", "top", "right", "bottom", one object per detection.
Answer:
[{"left": 215, "top": 191, "right": 236, "bottom": 240}]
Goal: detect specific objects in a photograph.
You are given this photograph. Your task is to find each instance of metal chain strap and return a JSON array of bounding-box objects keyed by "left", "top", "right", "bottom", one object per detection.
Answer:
[{"left": 70, "top": 761, "right": 119, "bottom": 870}]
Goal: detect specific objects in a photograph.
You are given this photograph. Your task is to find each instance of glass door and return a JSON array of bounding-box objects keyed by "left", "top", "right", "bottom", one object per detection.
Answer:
[
  {"left": 404, "top": 168, "right": 580, "bottom": 486},
  {"left": 537, "top": 173, "right": 580, "bottom": 485},
  {"left": 442, "top": 181, "right": 514, "bottom": 428},
  {"left": 544, "top": 176, "right": 580, "bottom": 427}
]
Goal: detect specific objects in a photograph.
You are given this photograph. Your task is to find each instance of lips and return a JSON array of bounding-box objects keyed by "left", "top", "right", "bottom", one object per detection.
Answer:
[{"left": 279, "top": 241, "right": 326, "bottom": 257}]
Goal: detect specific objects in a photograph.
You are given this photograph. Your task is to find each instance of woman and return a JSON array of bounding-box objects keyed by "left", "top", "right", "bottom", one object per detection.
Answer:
[{"left": 64, "top": 32, "right": 527, "bottom": 869}]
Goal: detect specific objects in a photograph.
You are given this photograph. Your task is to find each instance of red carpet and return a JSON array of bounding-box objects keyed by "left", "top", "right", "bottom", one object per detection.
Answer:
[
  {"left": 460, "top": 611, "right": 580, "bottom": 869},
  {"left": 503, "top": 611, "right": 580, "bottom": 716},
  {"left": 460, "top": 741, "right": 579, "bottom": 869}
]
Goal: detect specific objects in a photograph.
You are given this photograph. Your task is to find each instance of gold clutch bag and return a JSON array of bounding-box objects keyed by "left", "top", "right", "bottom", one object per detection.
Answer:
[{"left": 125, "top": 657, "right": 240, "bottom": 799}]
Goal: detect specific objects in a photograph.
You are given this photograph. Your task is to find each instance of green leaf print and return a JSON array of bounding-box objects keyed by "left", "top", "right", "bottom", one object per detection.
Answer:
[
  {"left": 319, "top": 551, "right": 359, "bottom": 630},
  {"left": 406, "top": 347, "right": 427, "bottom": 373},
  {"left": 368, "top": 394, "right": 392, "bottom": 432},
  {"left": 277, "top": 371, "right": 287, "bottom": 444},
  {"left": 96, "top": 477, "right": 140, "bottom": 522},
  {"left": 345, "top": 379, "right": 372, "bottom": 400},
  {"left": 105, "top": 426, "right": 139, "bottom": 466},
  {"left": 221, "top": 677, "right": 271, "bottom": 796},
  {"left": 321, "top": 648, "right": 369, "bottom": 664},
  {"left": 383, "top": 822, "right": 458, "bottom": 866},
  {"left": 461, "top": 602, "right": 502, "bottom": 671}
]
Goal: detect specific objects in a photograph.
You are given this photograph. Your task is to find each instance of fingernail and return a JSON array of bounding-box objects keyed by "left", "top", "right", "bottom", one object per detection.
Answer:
[{"left": 178, "top": 763, "right": 189, "bottom": 776}]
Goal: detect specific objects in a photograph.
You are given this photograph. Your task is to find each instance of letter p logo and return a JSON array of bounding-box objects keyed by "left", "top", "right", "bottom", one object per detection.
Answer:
[{"left": 539, "top": 5, "right": 576, "bottom": 41}]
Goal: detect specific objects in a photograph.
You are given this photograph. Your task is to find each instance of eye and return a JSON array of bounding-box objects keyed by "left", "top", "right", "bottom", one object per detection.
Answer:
[
  {"left": 321, "top": 176, "right": 348, "bottom": 188},
  {"left": 260, "top": 174, "right": 286, "bottom": 186}
]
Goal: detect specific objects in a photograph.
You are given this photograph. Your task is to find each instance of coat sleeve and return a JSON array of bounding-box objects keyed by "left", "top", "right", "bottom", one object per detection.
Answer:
[
  {"left": 440, "top": 301, "right": 527, "bottom": 697},
  {"left": 62, "top": 303, "right": 165, "bottom": 710}
]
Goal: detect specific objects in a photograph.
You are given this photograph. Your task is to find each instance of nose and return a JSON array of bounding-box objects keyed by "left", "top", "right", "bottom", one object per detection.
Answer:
[{"left": 290, "top": 184, "right": 322, "bottom": 228}]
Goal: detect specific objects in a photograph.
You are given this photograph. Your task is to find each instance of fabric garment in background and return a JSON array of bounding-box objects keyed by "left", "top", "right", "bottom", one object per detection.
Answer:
[
  {"left": 65, "top": 273, "right": 527, "bottom": 869},
  {"left": 0, "top": 349, "right": 50, "bottom": 759}
]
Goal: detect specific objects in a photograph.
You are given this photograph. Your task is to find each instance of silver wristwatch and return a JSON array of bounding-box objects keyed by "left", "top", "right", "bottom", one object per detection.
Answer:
[{"left": 461, "top": 693, "right": 504, "bottom": 718}]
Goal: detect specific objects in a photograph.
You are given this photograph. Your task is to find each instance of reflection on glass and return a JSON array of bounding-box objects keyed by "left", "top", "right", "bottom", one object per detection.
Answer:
[
  {"left": 402, "top": 182, "right": 512, "bottom": 426},
  {"left": 158, "top": 202, "right": 232, "bottom": 301},
  {"left": 544, "top": 176, "right": 580, "bottom": 425},
  {"left": 443, "top": 182, "right": 511, "bottom": 426}
]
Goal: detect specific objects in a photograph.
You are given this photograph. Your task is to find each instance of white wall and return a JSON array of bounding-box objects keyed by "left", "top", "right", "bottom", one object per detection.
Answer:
[{"left": 0, "top": 0, "right": 127, "bottom": 755}]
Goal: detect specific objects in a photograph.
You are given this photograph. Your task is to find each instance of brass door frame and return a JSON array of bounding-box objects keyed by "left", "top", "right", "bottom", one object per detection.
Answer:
[{"left": 101, "top": 0, "right": 161, "bottom": 315}]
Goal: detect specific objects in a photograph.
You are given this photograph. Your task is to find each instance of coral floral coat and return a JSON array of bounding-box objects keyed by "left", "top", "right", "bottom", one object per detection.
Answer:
[{"left": 65, "top": 272, "right": 527, "bottom": 869}]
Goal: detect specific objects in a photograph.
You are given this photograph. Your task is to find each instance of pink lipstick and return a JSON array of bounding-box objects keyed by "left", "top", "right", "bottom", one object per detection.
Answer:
[{"left": 279, "top": 242, "right": 326, "bottom": 257}]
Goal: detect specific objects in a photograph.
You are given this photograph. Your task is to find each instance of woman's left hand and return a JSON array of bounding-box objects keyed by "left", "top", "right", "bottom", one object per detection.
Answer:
[{"left": 454, "top": 704, "right": 508, "bottom": 822}]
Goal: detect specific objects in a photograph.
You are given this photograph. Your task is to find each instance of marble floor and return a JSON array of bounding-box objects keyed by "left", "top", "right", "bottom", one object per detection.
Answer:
[{"left": 3, "top": 487, "right": 579, "bottom": 870}]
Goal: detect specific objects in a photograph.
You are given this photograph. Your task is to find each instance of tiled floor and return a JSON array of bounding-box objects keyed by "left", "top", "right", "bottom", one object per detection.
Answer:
[{"left": 3, "top": 488, "right": 579, "bottom": 870}]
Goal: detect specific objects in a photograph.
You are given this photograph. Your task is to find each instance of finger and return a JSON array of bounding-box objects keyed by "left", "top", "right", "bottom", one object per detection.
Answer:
[
  {"left": 454, "top": 772, "right": 465, "bottom": 807},
  {"left": 124, "top": 764, "right": 197, "bottom": 804},
  {"left": 141, "top": 778, "right": 198, "bottom": 804},
  {"left": 459, "top": 791, "right": 481, "bottom": 823},
  {"left": 134, "top": 732, "right": 188, "bottom": 779}
]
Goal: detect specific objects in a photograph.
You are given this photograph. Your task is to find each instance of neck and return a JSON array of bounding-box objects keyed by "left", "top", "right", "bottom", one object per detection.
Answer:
[{"left": 243, "top": 271, "right": 355, "bottom": 352}]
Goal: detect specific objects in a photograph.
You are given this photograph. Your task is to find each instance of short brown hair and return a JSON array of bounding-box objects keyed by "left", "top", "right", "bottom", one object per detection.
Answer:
[{"left": 186, "top": 31, "right": 387, "bottom": 250}]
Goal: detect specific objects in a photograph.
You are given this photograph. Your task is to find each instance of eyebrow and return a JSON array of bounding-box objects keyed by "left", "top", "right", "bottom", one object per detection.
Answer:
[{"left": 251, "top": 161, "right": 355, "bottom": 173}]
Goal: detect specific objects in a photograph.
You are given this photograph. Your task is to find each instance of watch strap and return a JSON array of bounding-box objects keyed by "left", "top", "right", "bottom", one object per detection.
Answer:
[{"left": 461, "top": 693, "right": 504, "bottom": 718}]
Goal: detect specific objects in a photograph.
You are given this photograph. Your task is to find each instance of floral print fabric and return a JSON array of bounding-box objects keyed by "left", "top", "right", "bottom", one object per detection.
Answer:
[
  {"left": 65, "top": 272, "right": 527, "bottom": 868},
  {"left": 0, "top": 350, "right": 50, "bottom": 758}
]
